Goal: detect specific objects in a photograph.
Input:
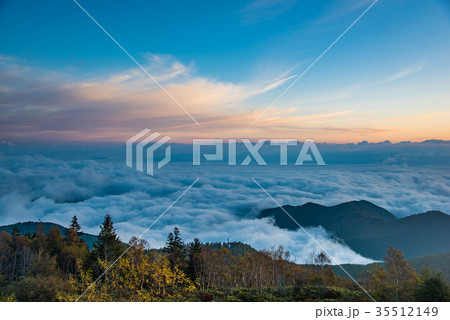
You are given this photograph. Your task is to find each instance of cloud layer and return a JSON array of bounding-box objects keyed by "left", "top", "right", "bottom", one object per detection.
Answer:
[{"left": 1, "top": 145, "right": 449, "bottom": 264}]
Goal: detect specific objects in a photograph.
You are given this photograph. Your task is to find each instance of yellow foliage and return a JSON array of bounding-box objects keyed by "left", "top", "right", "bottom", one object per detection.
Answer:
[{"left": 62, "top": 247, "right": 195, "bottom": 302}]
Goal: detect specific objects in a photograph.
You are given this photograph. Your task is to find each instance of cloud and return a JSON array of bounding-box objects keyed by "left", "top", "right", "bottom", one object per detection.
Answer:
[
  {"left": 239, "top": 0, "right": 298, "bottom": 24},
  {"left": 313, "top": 0, "right": 375, "bottom": 26},
  {"left": 260, "top": 110, "right": 353, "bottom": 125},
  {"left": 0, "top": 55, "right": 446, "bottom": 144},
  {"left": 386, "top": 112, "right": 442, "bottom": 122},
  {"left": 0, "top": 55, "right": 307, "bottom": 142},
  {"left": 378, "top": 63, "right": 426, "bottom": 84},
  {"left": 0, "top": 145, "right": 449, "bottom": 263}
]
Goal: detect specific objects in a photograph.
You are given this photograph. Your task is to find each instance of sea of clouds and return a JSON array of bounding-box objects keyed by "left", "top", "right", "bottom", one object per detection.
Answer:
[{"left": 0, "top": 142, "right": 449, "bottom": 264}]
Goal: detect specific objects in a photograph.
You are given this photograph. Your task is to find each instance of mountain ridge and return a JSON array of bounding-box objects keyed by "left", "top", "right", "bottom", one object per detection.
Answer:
[
  {"left": 260, "top": 200, "right": 450, "bottom": 260},
  {"left": 0, "top": 221, "right": 98, "bottom": 249}
]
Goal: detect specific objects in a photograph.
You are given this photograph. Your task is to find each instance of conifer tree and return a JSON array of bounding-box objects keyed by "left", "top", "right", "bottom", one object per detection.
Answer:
[
  {"left": 60, "top": 216, "right": 88, "bottom": 274},
  {"left": 92, "top": 214, "right": 123, "bottom": 263},
  {"left": 187, "top": 238, "right": 203, "bottom": 281},
  {"left": 164, "top": 227, "right": 186, "bottom": 270},
  {"left": 66, "top": 215, "right": 83, "bottom": 246},
  {"left": 70, "top": 216, "right": 81, "bottom": 233}
]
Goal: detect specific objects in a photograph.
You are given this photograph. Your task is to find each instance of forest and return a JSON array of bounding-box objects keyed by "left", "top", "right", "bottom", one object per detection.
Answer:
[{"left": 0, "top": 214, "right": 448, "bottom": 302}]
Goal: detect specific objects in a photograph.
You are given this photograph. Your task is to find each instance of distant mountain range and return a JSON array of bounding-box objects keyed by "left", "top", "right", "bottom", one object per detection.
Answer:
[
  {"left": 0, "top": 222, "right": 258, "bottom": 257},
  {"left": 0, "top": 221, "right": 98, "bottom": 248},
  {"left": 1, "top": 214, "right": 449, "bottom": 283},
  {"left": 1, "top": 200, "right": 449, "bottom": 263},
  {"left": 260, "top": 200, "right": 450, "bottom": 260}
]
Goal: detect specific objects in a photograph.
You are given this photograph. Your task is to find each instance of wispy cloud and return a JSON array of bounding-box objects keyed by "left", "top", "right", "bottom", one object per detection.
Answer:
[
  {"left": 239, "top": 0, "right": 298, "bottom": 24},
  {"left": 0, "top": 55, "right": 353, "bottom": 141},
  {"left": 379, "top": 63, "right": 426, "bottom": 84},
  {"left": 386, "top": 112, "right": 443, "bottom": 122},
  {"left": 0, "top": 55, "right": 445, "bottom": 143},
  {"left": 260, "top": 110, "right": 352, "bottom": 124},
  {"left": 0, "top": 55, "right": 289, "bottom": 141},
  {"left": 313, "top": 0, "right": 375, "bottom": 26}
]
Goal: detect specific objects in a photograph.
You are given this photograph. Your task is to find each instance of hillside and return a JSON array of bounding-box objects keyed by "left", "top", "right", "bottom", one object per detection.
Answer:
[
  {"left": 409, "top": 252, "right": 450, "bottom": 283},
  {"left": 260, "top": 200, "right": 450, "bottom": 259},
  {"left": 332, "top": 251, "right": 450, "bottom": 284},
  {"left": 204, "top": 241, "right": 257, "bottom": 257},
  {"left": 0, "top": 221, "right": 98, "bottom": 248}
]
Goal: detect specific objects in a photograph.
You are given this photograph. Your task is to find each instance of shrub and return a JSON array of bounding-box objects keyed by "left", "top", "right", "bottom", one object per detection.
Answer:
[
  {"left": 324, "top": 289, "right": 340, "bottom": 299},
  {"left": 198, "top": 293, "right": 214, "bottom": 302}
]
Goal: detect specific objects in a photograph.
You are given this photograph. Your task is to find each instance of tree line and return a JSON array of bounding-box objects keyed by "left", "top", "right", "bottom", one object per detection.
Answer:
[{"left": 0, "top": 214, "right": 448, "bottom": 301}]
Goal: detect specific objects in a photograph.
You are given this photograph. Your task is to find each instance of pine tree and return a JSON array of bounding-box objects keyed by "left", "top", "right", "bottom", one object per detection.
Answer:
[
  {"left": 70, "top": 216, "right": 81, "bottom": 233},
  {"left": 187, "top": 238, "right": 203, "bottom": 281},
  {"left": 60, "top": 216, "right": 88, "bottom": 274},
  {"left": 164, "top": 227, "right": 186, "bottom": 270},
  {"left": 92, "top": 214, "right": 123, "bottom": 263},
  {"left": 66, "top": 215, "right": 84, "bottom": 246}
]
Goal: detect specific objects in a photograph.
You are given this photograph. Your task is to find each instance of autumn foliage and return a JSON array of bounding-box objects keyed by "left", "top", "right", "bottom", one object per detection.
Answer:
[{"left": 0, "top": 215, "right": 448, "bottom": 302}]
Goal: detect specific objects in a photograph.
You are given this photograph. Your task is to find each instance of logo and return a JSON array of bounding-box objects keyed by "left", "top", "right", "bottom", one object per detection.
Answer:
[
  {"left": 126, "top": 129, "right": 171, "bottom": 176},
  {"left": 192, "top": 139, "right": 325, "bottom": 166},
  {"left": 127, "top": 130, "right": 325, "bottom": 175}
]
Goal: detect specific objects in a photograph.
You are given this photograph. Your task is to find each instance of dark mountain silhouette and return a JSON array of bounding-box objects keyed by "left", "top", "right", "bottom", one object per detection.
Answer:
[
  {"left": 260, "top": 200, "right": 450, "bottom": 260},
  {"left": 0, "top": 221, "right": 98, "bottom": 248}
]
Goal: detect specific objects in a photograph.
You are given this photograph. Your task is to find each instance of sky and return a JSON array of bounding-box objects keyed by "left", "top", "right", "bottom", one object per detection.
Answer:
[{"left": 0, "top": 0, "right": 449, "bottom": 143}]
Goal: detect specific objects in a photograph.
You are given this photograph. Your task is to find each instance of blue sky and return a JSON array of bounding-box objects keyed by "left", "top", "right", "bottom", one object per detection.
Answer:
[{"left": 0, "top": 0, "right": 449, "bottom": 142}]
